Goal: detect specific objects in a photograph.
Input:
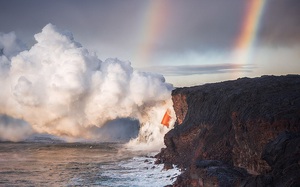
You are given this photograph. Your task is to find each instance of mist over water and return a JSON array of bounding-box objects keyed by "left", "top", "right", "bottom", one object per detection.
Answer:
[
  {"left": 0, "top": 24, "right": 175, "bottom": 149},
  {"left": 0, "top": 114, "right": 33, "bottom": 142}
]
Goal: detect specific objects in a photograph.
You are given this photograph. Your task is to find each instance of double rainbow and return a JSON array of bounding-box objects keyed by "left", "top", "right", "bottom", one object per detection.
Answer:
[{"left": 135, "top": 1, "right": 267, "bottom": 70}]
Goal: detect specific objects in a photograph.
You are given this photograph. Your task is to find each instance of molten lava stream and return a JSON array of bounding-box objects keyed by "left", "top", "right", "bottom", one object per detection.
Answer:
[{"left": 161, "top": 109, "right": 171, "bottom": 128}]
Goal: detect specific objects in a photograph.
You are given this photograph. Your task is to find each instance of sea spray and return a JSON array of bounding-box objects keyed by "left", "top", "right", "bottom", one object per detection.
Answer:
[
  {"left": 126, "top": 98, "right": 176, "bottom": 150},
  {"left": 0, "top": 24, "right": 175, "bottom": 149}
]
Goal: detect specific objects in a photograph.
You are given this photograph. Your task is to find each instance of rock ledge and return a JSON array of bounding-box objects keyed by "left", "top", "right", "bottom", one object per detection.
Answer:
[{"left": 156, "top": 75, "right": 300, "bottom": 186}]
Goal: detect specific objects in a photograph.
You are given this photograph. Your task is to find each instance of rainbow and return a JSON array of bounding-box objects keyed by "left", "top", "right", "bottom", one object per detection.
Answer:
[
  {"left": 134, "top": 1, "right": 168, "bottom": 65},
  {"left": 134, "top": 1, "right": 267, "bottom": 71},
  {"left": 232, "top": 0, "right": 268, "bottom": 65}
]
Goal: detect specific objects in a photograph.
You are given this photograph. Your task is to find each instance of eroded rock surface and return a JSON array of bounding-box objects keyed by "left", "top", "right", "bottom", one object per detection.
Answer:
[
  {"left": 156, "top": 75, "right": 300, "bottom": 186},
  {"left": 242, "top": 132, "right": 300, "bottom": 186}
]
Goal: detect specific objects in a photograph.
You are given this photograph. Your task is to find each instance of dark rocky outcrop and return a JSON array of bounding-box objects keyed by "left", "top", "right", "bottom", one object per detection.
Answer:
[
  {"left": 173, "top": 160, "right": 250, "bottom": 187},
  {"left": 241, "top": 132, "right": 300, "bottom": 186},
  {"left": 156, "top": 75, "right": 300, "bottom": 186}
]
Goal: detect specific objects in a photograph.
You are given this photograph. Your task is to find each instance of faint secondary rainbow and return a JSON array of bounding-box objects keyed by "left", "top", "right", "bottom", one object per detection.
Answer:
[
  {"left": 232, "top": 0, "right": 268, "bottom": 65},
  {"left": 134, "top": 1, "right": 168, "bottom": 65}
]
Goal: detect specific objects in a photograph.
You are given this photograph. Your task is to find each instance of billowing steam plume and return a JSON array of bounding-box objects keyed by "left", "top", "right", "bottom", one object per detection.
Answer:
[{"left": 0, "top": 24, "right": 175, "bottom": 149}]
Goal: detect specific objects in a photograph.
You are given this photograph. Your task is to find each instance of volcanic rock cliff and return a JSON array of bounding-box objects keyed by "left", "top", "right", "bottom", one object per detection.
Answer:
[{"left": 157, "top": 75, "right": 300, "bottom": 186}]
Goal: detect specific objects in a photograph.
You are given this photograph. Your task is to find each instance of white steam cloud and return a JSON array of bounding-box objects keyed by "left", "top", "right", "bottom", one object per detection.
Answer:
[{"left": 0, "top": 24, "right": 174, "bottom": 149}]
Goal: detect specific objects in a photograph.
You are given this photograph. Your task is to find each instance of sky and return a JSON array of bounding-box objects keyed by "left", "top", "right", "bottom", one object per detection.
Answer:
[{"left": 1, "top": 0, "right": 300, "bottom": 87}]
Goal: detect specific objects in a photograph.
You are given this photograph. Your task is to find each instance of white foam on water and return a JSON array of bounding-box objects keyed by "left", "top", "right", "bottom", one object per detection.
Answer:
[{"left": 99, "top": 156, "right": 181, "bottom": 187}]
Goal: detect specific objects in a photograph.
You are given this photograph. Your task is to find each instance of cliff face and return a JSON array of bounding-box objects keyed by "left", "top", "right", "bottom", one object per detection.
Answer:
[{"left": 157, "top": 75, "right": 300, "bottom": 186}]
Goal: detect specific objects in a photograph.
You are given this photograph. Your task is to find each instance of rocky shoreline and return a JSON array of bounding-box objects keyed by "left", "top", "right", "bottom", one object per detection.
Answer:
[{"left": 156, "top": 75, "right": 300, "bottom": 186}]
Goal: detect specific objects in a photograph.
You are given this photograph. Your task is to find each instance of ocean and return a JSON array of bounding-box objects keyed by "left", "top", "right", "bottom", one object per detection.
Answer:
[{"left": 0, "top": 139, "right": 180, "bottom": 187}]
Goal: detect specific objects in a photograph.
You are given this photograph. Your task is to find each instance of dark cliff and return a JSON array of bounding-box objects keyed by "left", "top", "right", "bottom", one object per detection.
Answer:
[{"left": 157, "top": 75, "right": 300, "bottom": 186}]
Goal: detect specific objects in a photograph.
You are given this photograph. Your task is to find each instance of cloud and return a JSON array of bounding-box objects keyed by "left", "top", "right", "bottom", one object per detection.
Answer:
[
  {"left": 142, "top": 63, "right": 254, "bottom": 76},
  {"left": 0, "top": 24, "right": 175, "bottom": 149},
  {"left": 158, "top": 44, "right": 300, "bottom": 87}
]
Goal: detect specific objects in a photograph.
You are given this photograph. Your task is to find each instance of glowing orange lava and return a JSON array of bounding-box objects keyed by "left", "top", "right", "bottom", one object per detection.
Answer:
[{"left": 161, "top": 109, "right": 171, "bottom": 128}]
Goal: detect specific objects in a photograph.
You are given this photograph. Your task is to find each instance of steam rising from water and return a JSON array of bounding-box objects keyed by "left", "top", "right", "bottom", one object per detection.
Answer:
[
  {"left": 0, "top": 24, "right": 174, "bottom": 149},
  {"left": 0, "top": 115, "right": 33, "bottom": 142}
]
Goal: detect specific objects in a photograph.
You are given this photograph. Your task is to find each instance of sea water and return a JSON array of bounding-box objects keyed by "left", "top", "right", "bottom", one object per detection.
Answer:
[{"left": 0, "top": 139, "right": 180, "bottom": 186}]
